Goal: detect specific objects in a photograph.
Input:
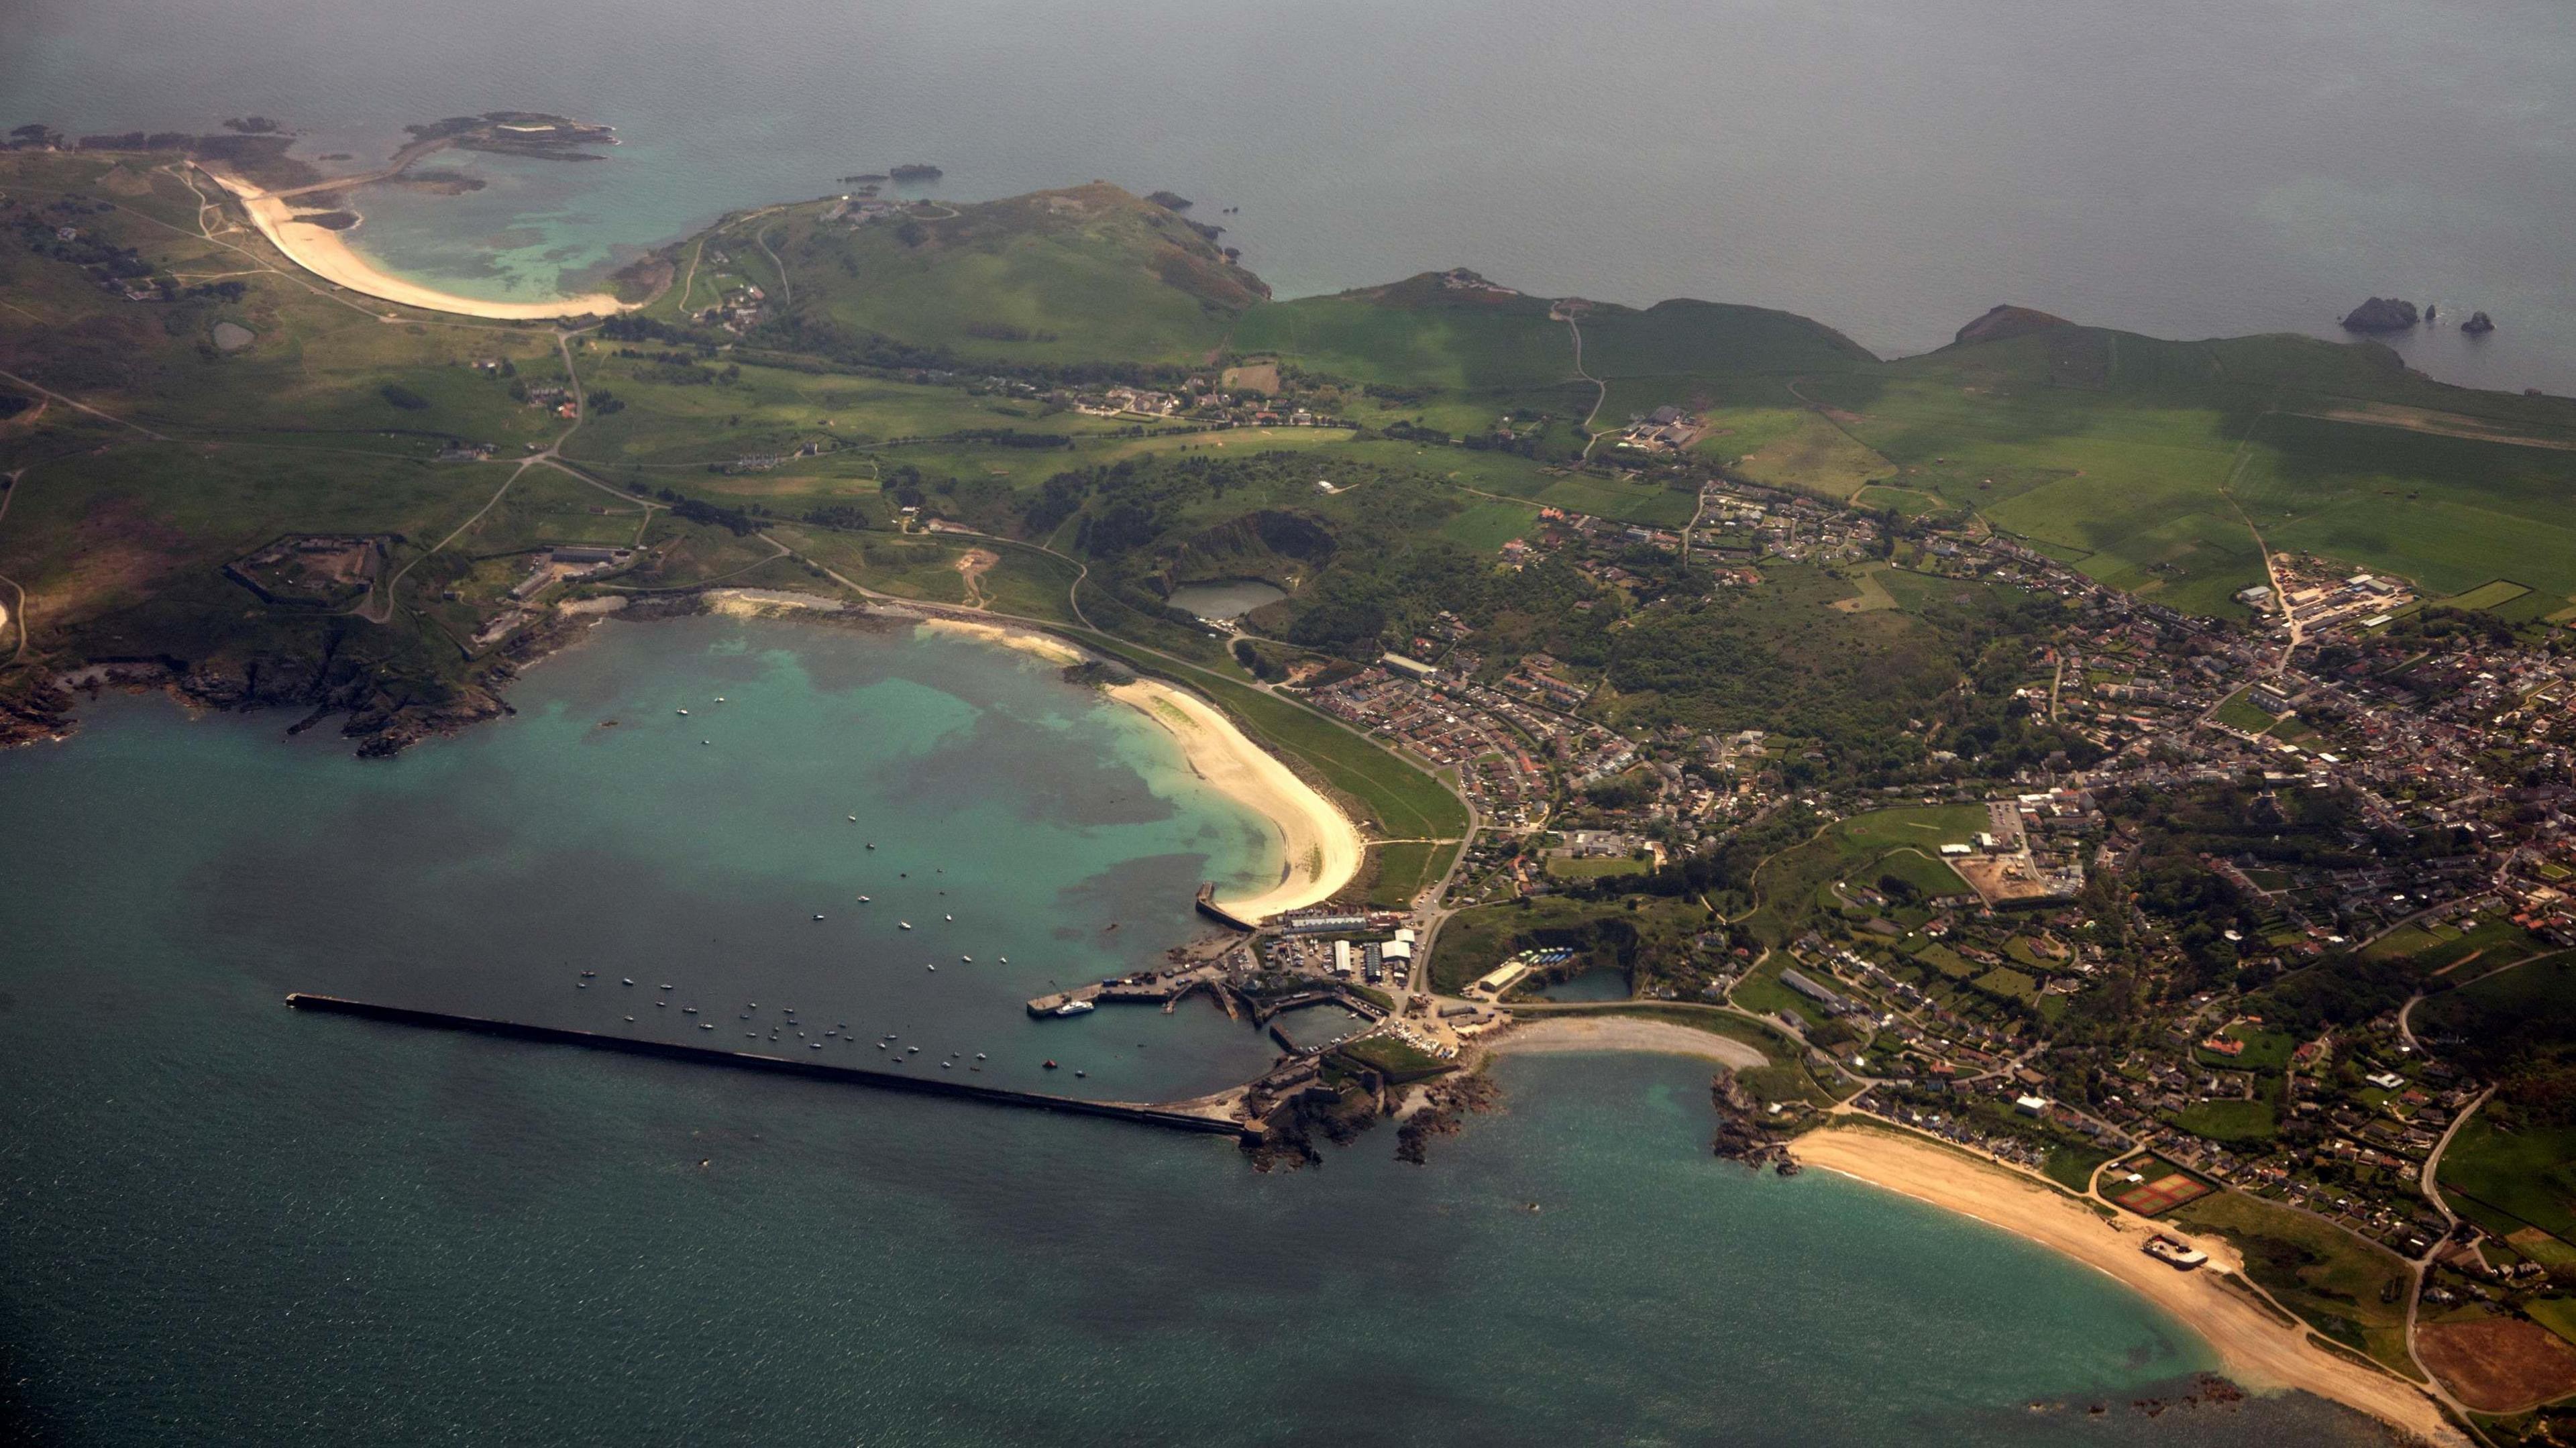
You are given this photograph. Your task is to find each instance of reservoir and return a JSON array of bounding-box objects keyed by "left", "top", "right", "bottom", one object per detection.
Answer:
[
  {"left": 7, "top": 0, "right": 2572, "bottom": 393},
  {"left": 0, "top": 618, "right": 2398, "bottom": 1443},
  {"left": 1165, "top": 578, "right": 1288, "bottom": 621}
]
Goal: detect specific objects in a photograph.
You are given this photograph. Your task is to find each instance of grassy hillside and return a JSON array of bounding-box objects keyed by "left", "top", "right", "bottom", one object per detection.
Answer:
[
  {"left": 1800, "top": 325, "right": 2576, "bottom": 616},
  {"left": 727, "top": 183, "right": 1264, "bottom": 368}
]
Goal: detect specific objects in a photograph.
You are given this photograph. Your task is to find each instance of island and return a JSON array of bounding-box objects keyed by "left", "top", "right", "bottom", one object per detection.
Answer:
[{"left": 7, "top": 128, "right": 2576, "bottom": 1445}]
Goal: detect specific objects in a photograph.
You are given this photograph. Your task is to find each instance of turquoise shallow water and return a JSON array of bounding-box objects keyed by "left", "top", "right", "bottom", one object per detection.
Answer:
[
  {"left": 0, "top": 620, "right": 2403, "bottom": 1445},
  {"left": 7, "top": 0, "right": 2572, "bottom": 393}
]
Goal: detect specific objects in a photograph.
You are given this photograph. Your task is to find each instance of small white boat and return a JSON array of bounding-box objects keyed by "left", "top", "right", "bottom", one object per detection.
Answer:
[
  {"left": 975, "top": 1053, "right": 987, "bottom": 1060},
  {"left": 814, "top": 913, "right": 826, "bottom": 921},
  {"left": 847, "top": 815, "right": 858, "bottom": 822},
  {"left": 624, "top": 1015, "right": 636, "bottom": 1022},
  {"left": 899, "top": 922, "right": 912, "bottom": 930},
  {"left": 683, "top": 1007, "right": 697, "bottom": 1015},
  {"left": 857, "top": 895, "right": 870, "bottom": 903},
  {"left": 677, "top": 708, "right": 690, "bottom": 716},
  {"left": 622, "top": 977, "right": 634, "bottom": 986},
  {"left": 998, "top": 957, "right": 1008, "bottom": 964},
  {"left": 961, "top": 956, "right": 973, "bottom": 963},
  {"left": 906, "top": 1046, "right": 920, "bottom": 1054},
  {"left": 714, "top": 697, "right": 726, "bottom": 703},
  {"left": 944, "top": 915, "right": 953, "bottom": 922},
  {"left": 700, "top": 1023, "right": 714, "bottom": 1031},
  {"left": 926, "top": 964, "right": 936, "bottom": 972},
  {"left": 1053, "top": 999, "right": 1095, "bottom": 1017},
  {"left": 576, "top": 981, "right": 588, "bottom": 989}
]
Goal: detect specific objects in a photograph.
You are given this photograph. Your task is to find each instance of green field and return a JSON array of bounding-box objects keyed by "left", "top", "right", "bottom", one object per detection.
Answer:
[
  {"left": 2440, "top": 1115, "right": 2576, "bottom": 1249},
  {"left": 2169, "top": 1190, "right": 2416, "bottom": 1373},
  {"left": 2211, "top": 687, "right": 2284, "bottom": 734},
  {"left": 2167, "top": 1098, "right": 2278, "bottom": 1143}
]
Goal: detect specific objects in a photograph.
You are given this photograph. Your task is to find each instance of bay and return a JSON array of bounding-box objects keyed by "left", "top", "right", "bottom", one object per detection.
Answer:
[{"left": 0, "top": 619, "right": 2401, "bottom": 1444}]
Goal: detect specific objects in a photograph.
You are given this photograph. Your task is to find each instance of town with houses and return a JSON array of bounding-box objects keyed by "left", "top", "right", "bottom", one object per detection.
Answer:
[{"left": 1102, "top": 401, "right": 2576, "bottom": 1328}]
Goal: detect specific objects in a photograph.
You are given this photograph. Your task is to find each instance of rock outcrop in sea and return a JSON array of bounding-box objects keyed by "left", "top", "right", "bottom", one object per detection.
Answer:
[
  {"left": 2463, "top": 311, "right": 2496, "bottom": 335},
  {"left": 2339, "top": 296, "right": 2420, "bottom": 333}
]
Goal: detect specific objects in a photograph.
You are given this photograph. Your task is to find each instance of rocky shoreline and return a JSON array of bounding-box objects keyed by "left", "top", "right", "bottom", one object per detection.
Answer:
[{"left": 0, "top": 590, "right": 845, "bottom": 759}]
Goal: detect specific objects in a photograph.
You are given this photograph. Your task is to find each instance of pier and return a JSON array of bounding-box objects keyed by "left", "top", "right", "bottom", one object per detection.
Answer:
[
  {"left": 1193, "top": 882, "right": 1262, "bottom": 932},
  {"left": 284, "top": 993, "right": 1248, "bottom": 1138},
  {"left": 1025, "top": 964, "right": 1223, "bottom": 1018}
]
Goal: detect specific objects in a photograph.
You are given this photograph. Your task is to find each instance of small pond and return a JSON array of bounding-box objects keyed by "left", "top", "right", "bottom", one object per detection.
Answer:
[
  {"left": 1523, "top": 968, "right": 1631, "bottom": 1003},
  {"left": 1166, "top": 578, "right": 1288, "bottom": 620}
]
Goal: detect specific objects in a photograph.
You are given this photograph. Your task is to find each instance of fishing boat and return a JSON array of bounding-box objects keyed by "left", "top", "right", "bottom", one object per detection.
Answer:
[
  {"left": 900, "top": 922, "right": 912, "bottom": 930},
  {"left": 1053, "top": 999, "right": 1096, "bottom": 1017},
  {"left": 1043, "top": 1060, "right": 1059, "bottom": 1070}
]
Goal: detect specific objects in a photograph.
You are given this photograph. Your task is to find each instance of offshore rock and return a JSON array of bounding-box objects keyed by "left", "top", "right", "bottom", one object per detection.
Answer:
[
  {"left": 2339, "top": 296, "right": 2420, "bottom": 333},
  {"left": 2462, "top": 311, "right": 2496, "bottom": 335}
]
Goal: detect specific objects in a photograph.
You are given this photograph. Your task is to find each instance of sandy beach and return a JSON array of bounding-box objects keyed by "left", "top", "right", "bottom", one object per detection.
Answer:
[
  {"left": 205, "top": 169, "right": 632, "bottom": 321},
  {"left": 1104, "top": 679, "right": 1362, "bottom": 919},
  {"left": 1793, "top": 1123, "right": 2462, "bottom": 1445},
  {"left": 1490, "top": 1016, "right": 1768, "bottom": 1068},
  {"left": 914, "top": 616, "right": 1085, "bottom": 665},
  {"left": 911, "top": 616, "right": 1362, "bottom": 917}
]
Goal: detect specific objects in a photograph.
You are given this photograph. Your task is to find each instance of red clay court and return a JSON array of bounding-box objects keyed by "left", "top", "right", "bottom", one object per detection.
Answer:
[{"left": 2108, "top": 1162, "right": 2214, "bottom": 1216}]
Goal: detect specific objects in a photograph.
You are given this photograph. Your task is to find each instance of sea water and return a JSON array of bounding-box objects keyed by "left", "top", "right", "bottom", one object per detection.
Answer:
[
  {"left": 0, "top": 619, "right": 2400, "bottom": 1444},
  {"left": 6, "top": 0, "right": 2572, "bottom": 394}
]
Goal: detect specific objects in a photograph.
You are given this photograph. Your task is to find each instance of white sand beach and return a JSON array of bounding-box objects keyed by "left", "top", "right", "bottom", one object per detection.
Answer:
[
  {"left": 207, "top": 169, "right": 631, "bottom": 321},
  {"left": 1104, "top": 679, "right": 1362, "bottom": 919}
]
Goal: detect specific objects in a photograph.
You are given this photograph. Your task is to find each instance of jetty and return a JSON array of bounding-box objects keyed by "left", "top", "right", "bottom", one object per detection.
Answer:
[
  {"left": 284, "top": 993, "right": 1246, "bottom": 1137},
  {"left": 1026, "top": 964, "right": 1224, "bottom": 1017},
  {"left": 1193, "top": 882, "right": 1262, "bottom": 932}
]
